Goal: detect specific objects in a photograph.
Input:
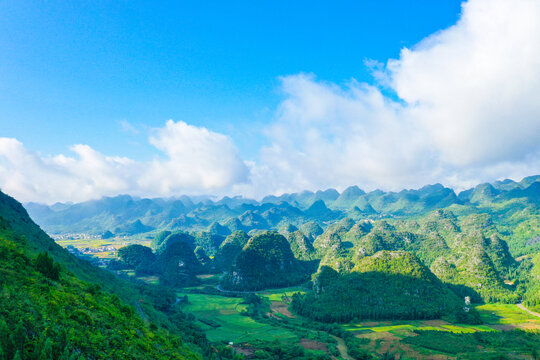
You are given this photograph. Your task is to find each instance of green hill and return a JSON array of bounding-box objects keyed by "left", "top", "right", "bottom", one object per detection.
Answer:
[
  {"left": 0, "top": 191, "right": 203, "bottom": 359},
  {"left": 212, "top": 230, "right": 250, "bottom": 272},
  {"left": 292, "top": 251, "right": 474, "bottom": 323},
  {"left": 155, "top": 233, "right": 202, "bottom": 287},
  {"left": 114, "top": 218, "right": 154, "bottom": 235},
  {"left": 286, "top": 230, "right": 316, "bottom": 260},
  {"left": 522, "top": 252, "right": 540, "bottom": 312},
  {"left": 220, "top": 231, "right": 312, "bottom": 291}
]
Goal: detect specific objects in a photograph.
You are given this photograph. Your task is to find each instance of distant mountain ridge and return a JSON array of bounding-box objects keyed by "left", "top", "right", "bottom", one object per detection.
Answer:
[{"left": 24, "top": 175, "right": 539, "bottom": 237}]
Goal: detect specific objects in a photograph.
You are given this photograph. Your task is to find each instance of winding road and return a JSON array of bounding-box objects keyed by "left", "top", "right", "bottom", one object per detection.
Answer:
[{"left": 517, "top": 303, "right": 540, "bottom": 319}]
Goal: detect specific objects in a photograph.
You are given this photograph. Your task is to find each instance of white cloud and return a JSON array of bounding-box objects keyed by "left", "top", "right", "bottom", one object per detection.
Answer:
[
  {"left": 141, "top": 120, "right": 249, "bottom": 194},
  {"left": 119, "top": 119, "right": 140, "bottom": 135},
  {"left": 389, "top": 0, "right": 540, "bottom": 166},
  {"left": 0, "top": 121, "right": 249, "bottom": 203},
  {"left": 1, "top": 0, "right": 539, "bottom": 203},
  {"left": 254, "top": 0, "right": 540, "bottom": 194}
]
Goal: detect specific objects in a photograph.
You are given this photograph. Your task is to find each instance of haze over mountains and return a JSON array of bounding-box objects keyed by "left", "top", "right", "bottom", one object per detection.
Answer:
[{"left": 25, "top": 175, "right": 539, "bottom": 239}]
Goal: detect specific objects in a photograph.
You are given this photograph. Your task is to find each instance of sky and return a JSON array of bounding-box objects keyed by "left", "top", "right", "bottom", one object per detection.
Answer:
[{"left": 0, "top": 0, "right": 539, "bottom": 203}]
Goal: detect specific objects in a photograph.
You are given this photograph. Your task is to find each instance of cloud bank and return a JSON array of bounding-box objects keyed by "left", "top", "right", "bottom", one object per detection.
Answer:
[
  {"left": 252, "top": 0, "right": 540, "bottom": 195},
  {"left": 1, "top": 0, "right": 539, "bottom": 203},
  {"left": 0, "top": 121, "right": 249, "bottom": 203}
]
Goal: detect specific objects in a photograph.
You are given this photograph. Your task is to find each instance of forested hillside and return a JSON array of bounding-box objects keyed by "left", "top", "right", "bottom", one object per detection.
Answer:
[
  {"left": 0, "top": 191, "right": 208, "bottom": 359},
  {"left": 4, "top": 176, "right": 540, "bottom": 359},
  {"left": 291, "top": 251, "right": 477, "bottom": 323},
  {"left": 25, "top": 176, "right": 539, "bottom": 257},
  {"left": 10, "top": 177, "right": 540, "bottom": 341},
  {"left": 220, "top": 232, "right": 315, "bottom": 291}
]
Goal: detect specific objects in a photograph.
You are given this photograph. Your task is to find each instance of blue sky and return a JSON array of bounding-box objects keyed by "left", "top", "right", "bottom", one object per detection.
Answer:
[
  {"left": 1, "top": 0, "right": 539, "bottom": 203},
  {"left": 1, "top": 1, "right": 462, "bottom": 159}
]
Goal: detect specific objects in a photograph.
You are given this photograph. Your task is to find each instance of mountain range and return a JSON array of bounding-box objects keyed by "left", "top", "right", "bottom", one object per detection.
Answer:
[{"left": 24, "top": 176, "right": 540, "bottom": 240}]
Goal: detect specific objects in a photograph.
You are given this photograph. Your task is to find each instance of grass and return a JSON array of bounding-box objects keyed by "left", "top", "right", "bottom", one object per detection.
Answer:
[
  {"left": 341, "top": 304, "right": 540, "bottom": 336},
  {"left": 56, "top": 237, "right": 152, "bottom": 250},
  {"left": 176, "top": 291, "right": 540, "bottom": 359},
  {"left": 476, "top": 303, "right": 540, "bottom": 325},
  {"left": 177, "top": 293, "right": 297, "bottom": 343},
  {"left": 136, "top": 275, "right": 159, "bottom": 285},
  {"left": 257, "top": 286, "right": 306, "bottom": 302},
  {"left": 196, "top": 273, "right": 221, "bottom": 285},
  {"left": 343, "top": 319, "right": 495, "bottom": 334}
]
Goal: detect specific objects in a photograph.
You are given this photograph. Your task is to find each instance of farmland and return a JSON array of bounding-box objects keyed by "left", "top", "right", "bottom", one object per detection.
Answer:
[{"left": 175, "top": 282, "right": 540, "bottom": 359}]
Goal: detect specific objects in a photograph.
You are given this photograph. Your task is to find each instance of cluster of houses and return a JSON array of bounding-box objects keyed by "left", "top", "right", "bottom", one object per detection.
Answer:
[
  {"left": 51, "top": 233, "right": 102, "bottom": 241},
  {"left": 65, "top": 245, "right": 117, "bottom": 267}
]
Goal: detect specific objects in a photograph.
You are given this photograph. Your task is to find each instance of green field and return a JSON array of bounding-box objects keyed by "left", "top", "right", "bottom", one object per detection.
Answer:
[
  {"left": 177, "top": 285, "right": 540, "bottom": 359},
  {"left": 341, "top": 304, "right": 540, "bottom": 335},
  {"left": 177, "top": 293, "right": 297, "bottom": 343},
  {"left": 476, "top": 303, "right": 540, "bottom": 326},
  {"left": 257, "top": 286, "right": 306, "bottom": 301},
  {"left": 342, "top": 320, "right": 495, "bottom": 334},
  {"left": 56, "top": 237, "right": 151, "bottom": 250}
]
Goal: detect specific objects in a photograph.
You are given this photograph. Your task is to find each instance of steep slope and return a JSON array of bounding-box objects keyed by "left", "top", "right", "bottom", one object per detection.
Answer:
[
  {"left": 304, "top": 200, "right": 339, "bottom": 221},
  {"left": 366, "top": 184, "right": 460, "bottom": 215},
  {"left": 429, "top": 230, "right": 518, "bottom": 303},
  {"left": 523, "top": 252, "right": 540, "bottom": 312},
  {"left": 292, "top": 251, "right": 472, "bottom": 323},
  {"left": 114, "top": 218, "right": 154, "bottom": 235},
  {"left": 24, "top": 176, "right": 539, "bottom": 242},
  {"left": 286, "top": 230, "right": 317, "bottom": 261},
  {"left": 212, "top": 230, "right": 250, "bottom": 272},
  {"left": 155, "top": 232, "right": 202, "bottom": 287},
  {"left": 300, "top": 221, "right": 323, "bottom": 242},
  {"left": 332, "top": 186, "right": 365, "bottom": 209},
  {"left": 0, "top": 191, "right": 203, "bottom": 359},
  {"left": 220, "top": 232, "right": 312, "bottom": 291}
]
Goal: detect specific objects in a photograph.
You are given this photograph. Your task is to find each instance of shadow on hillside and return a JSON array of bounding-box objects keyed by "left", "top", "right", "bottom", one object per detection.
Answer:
[
  {"left": 293, "top": 269, "right": 479, "bottom": 323},
  {"left": 445, "top": 283, "right": 483, "bottom": 303}
]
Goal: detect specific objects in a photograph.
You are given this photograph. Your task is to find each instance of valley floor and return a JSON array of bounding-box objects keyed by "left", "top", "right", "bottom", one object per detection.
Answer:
[{"left": 173, "top": 275, "right": 540, "bottom": 359}]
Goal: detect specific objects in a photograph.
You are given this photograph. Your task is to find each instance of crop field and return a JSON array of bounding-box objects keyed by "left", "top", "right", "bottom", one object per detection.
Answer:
[
  {"left": 56, "top": 237, "right": 151, "bottom": 250},
  {"left": 476, "top": 303, "right": 540, "bottom": 329},
  {"left": 342, "top": 303, "right": 540, "bottom": 337},
  {"left": 177, "top": 293, "right": 297, "bottom": 343},
  {"left": 177, "top": 284, "right": 540, "bottom": 357},
  {"left": 257, "top": 286, "right": 306, "bottom": 302},
  {"left": 176, "top": 284, "right": 540, "bottom": 359},
  {"left": 342, "top": 319, "right": 495, "bottom": 334}
]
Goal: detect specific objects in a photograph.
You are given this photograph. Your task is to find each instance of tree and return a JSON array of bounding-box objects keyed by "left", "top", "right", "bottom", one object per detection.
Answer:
[
  {"left": 12, "top": 320, "right": 26, "bottom": 355},
  {"left": 117, "top": 244, "right": 155, "bottom": 268},
  {"left": 38, "top": 338, "right": 54, "bottom": 360},
  {"left": 35, "top": 252, "right": 60, "bottom": 280}
]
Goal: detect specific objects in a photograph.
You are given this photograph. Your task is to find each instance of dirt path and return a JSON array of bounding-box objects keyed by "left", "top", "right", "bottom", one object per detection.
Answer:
[
  {"left": 331, "top": 335, "right": 353, "bottom": 360},
  {"left": 270, "top": 301, "right": 295, "bottom": 318},
  {"left": 517, "top": 303, "right": 540, "bottom": 319}
]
